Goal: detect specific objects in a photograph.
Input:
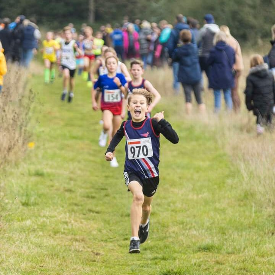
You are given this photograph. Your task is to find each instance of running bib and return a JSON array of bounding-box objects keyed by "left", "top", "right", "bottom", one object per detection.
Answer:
[
  {"left": 45, "top": 47, "right": 54, "bottom": 54},
  {"left": 104, "top": 89, "right": 121, "bottom": 103},
  {"left": 127, "top": 138, "right": 153, "bottom": 160},
  {"left": 62, "top": 52, "right": 71, "bottom": 60}
]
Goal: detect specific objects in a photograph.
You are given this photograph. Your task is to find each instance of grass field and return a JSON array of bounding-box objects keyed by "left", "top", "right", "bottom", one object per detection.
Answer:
[{"left": 0, "top": 62, "right": 275, "bottom": 274}]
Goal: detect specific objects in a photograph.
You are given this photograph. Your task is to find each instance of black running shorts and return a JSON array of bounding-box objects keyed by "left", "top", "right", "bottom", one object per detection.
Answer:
[
  {"left": 123, "top": 171, "right": 159, "bottom": 197},
  {"left": 61, "top": 65, "right": 76, "bottom": 78}
]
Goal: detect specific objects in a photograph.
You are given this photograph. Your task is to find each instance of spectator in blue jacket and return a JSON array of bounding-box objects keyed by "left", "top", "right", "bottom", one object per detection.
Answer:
[
  {"left": 167, "top": 14, "right": 190, "bottom": 95},
  {"left": 159, "top": 20, "right": 171, "bottom": 66},
  {"left": 111, "top": 24, "right": 124, "bottom": 62},
  {"left": 207, "top": 31, "right": 235, "bottom": 112},
  {"left": 21, "top": 18, "right": 41, "bottom": 68},
  {"left": 172, "top": 30, "right": 205, "bottom": 114}
]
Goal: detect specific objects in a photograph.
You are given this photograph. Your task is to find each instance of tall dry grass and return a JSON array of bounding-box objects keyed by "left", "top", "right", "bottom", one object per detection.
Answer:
[
  {"left": 0, "top": 64, "right": 35, "bottom": 168},
  {"left": 144, "top": 54, "right": 275, "bottom": 209}
]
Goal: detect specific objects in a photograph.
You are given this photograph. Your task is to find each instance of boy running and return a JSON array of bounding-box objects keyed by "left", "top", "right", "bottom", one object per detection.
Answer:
[
  {"left": 127, "top": 60, "right": 161, "bottom": 118},
  {"left": 105, "top": 89, "right": 179, "bottom": 253},
  {"left": 60, "top": 26, "right": 82, "bottom": 103}
]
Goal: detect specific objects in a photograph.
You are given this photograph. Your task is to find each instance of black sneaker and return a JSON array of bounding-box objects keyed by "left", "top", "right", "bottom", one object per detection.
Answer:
[
  {"left": 68, "top": 92, "right": 74, "bottom": 103},
  {"left": 129, "top": 239, "right": 140, "bottom": 253},
  {"left": 61, "top": 92, "right": 67, "bottom": 101},
  {"left": 138, "top": 220, "right": 149, "bottom": 244}
]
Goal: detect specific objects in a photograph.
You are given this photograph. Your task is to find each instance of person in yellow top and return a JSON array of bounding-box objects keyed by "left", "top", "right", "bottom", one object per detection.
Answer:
[
  {"left": 92, "top": 31, "right": 105, "bottom": 58},
  {"left": 42, "top": 32, "right": 60, "bottom": 83},
  {"left": 0, "top": 42, "right": 7, "bottom": 94}
]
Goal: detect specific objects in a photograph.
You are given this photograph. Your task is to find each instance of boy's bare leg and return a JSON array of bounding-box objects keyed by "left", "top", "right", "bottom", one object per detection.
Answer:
[
  {"left": 128, "top": 181, "right": 144, "bottom": 237},
  {"left": 141, "top": 196, "right": 153, "bottom": 224}
]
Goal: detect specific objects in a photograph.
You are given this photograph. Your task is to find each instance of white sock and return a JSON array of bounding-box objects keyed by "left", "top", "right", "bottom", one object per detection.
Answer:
[
  {"left": 141, "top": 219, "right": 149, "bottom": 228},
  {"left": 130, "top": 236, "right": 139, "bottom": 241}
]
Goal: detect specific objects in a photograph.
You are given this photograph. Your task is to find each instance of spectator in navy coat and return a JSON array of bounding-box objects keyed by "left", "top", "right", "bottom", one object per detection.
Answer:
[
  {"left": 21, "top": 18, "right": 41, "bottom": 68},
  {"left": 167, "top": 14, "right": 190, "bottom": 94},
  {"left": 172, "top": 30, "right": 205, "bottom": 114},
  {"left": 207, "top": 31, "right": 235, "bottom": 112}
]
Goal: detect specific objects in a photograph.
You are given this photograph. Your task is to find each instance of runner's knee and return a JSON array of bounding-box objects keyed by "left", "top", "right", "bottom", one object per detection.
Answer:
[
  {"left": 142, "top": 204, "right": 150, "bottom": 212},
  {"left": 133, "top": 193, "right": 144, "bottom": 204}
]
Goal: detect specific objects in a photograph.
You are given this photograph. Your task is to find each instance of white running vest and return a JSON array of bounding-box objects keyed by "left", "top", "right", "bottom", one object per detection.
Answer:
[{"left": 61, "top": 40, "right": 76, "bottom": 70}]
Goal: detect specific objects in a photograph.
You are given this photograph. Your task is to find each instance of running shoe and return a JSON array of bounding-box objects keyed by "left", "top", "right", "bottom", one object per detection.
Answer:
[
  {"left": 138, "top": 220, "right": 150, "bottom": 244},
  {"left": 110, "top": 157, "right": 119, "bottom": 168},
  {"left": 99, "top": 131, "right": 108, "bottom": 147},
  {"left": 129, "top": 239, "right": 140, "bottom": 253},
  {"left": 61, "top": 91, "right": 67, "bottom": 101},
  {"left": 68, "top": 92, "right": 74, "bottom": 103}
]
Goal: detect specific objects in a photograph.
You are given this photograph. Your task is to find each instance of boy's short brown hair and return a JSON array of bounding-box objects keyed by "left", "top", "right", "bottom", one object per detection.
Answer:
[
  {"left": 180, "top": 29, "right": 192, "bottom": 43},
  {"left": 128, "top": 88, "right": 153, "bottom": 105},
  {"left": 130, "top": 59, "right": 144, "bottom": 69},
  {"left": 63, "top": 26, "right": 71, "bottom": 33}
]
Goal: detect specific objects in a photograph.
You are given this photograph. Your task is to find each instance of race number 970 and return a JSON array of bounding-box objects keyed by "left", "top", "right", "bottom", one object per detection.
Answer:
[
  {"left": 130, "top": 145, "right": 149, "bottom": 158},
  {"left": 127, "top": 138, "right": 153, "bottom": 160}
]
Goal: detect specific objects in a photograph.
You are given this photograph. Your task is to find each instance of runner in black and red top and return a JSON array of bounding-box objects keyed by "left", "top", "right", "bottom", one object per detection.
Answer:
[
  {"left": 105, "top": 89, "right": 179, "bottom": 254},
  {"left": 126, "top": 60, "right": 161, "bottom": 119}
]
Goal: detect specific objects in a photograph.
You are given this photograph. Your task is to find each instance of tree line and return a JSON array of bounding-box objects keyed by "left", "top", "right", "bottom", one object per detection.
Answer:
[{"left": 0, "top": 0, "right": 274, "bottom": 43}]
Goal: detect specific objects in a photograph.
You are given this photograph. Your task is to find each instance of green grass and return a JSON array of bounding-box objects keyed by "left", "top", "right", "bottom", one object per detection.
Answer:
[{"left": 0, "top": 66, "right": 275, "bottom": 274}]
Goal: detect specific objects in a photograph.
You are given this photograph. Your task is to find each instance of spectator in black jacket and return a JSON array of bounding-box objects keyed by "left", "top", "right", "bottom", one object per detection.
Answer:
[
  {"left": 244, "top": 54, "right": 275, "bottom": 134},
  {"left": 0, "top": 18, "right": 12, "bottom": 61},
  {"left": 10, "top": 15, "right": 25, "bottom": 63}
]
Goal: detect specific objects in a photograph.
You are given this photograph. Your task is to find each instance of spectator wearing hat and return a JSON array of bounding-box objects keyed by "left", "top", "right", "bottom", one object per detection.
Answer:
[{"left": 197, "top": 14, "right": 219, "bottom": 80}]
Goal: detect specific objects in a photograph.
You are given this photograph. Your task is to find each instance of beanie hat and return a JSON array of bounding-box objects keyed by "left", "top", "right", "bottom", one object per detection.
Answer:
[{"left": 204, "top": 14, "right": 214, "bottom": 24}]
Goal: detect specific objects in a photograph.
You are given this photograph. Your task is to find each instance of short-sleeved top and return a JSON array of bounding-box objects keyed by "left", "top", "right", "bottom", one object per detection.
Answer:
[
  {"left": 43, "top": 40, "right": 58, "bottom": 62},
  {"left": 124, "top": 118, "right": 160, "bottom": 179},
  {"left": 94, "top": 73, "right": 127, "bottom": 111}
]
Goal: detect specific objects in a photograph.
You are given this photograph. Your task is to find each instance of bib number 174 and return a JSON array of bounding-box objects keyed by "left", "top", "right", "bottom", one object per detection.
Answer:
[{"left": 127, "top": 138, "right": 153, "bottom": 160}]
